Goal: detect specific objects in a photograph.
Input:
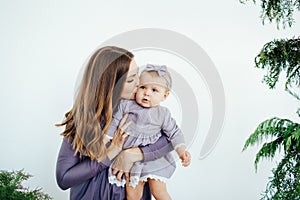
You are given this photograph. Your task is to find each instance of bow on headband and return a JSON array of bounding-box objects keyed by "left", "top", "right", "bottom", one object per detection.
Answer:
[{"left": 145, "top": 64, "right": 171, "bottom": 89}]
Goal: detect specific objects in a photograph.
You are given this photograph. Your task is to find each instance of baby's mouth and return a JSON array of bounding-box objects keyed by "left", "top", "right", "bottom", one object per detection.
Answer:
[{"left": 142, "top": 97, "right": 150, "bottom": 102}]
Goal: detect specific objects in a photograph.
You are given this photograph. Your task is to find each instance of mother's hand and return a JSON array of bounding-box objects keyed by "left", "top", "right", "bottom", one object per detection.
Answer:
[
  {"left": 106, "top": 113, "right": 131, "bottom": 160},
  {"left": 112, "top": 147, "right": 144, "bottom": 181}
]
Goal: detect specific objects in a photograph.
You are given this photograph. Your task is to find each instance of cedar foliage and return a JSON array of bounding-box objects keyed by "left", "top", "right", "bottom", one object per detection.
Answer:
[
  {"left": 0, "top": 169, "right": 52, "bottom": 200},
  {"left": 241, "top": 0, "right": 300, "bottom": 199},
  {"left": 240, "top": 0, "right": 300, "bottom": 29}
]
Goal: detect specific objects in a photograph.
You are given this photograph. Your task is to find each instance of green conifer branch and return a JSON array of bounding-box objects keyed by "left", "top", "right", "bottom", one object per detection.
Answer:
[
  {"left": 240, "top": 0, "right": 300, "bottom": 29},
  {"left": 255, "top": 37, "right": 300, "bottom": 100},
  {"left": 0, "top": 169, "right": 52, "bottom": 200}
]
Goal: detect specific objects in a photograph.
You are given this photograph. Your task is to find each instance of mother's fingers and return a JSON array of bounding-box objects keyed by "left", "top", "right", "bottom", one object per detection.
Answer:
[
  {"left": 119, "top": 121, "right": 132, "bottom": 134},
  {"left": 123, "top": 131, "right": 130, "bottom": 138},
  {"left": 116, "top": 170, "right": 124, "bottom": 181},
  {"left": 113, "top": 130, "right": 130, "bottom": 142},
  {"left": 116, "top": 113, "right": 132, "bottom": 138},
  {"left": 119, "top": 113, "right": 129, "bottom": 128},
  {"left": 112, "top": 168, "right": 124, "bottom": 181},
  {"left": 112, "top": 168, "right": 118, "bottom": 175}
]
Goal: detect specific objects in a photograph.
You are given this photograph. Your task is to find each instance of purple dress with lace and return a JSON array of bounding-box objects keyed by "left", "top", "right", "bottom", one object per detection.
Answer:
[{"left": 107, "top": 99, "right": 185, "bottom": 187}]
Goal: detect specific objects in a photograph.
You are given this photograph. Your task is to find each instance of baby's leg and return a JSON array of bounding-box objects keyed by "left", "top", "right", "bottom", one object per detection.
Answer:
[
  {"left": 126, "top": 181, "right": 145, "bottom": 200},
  {"left": 148, "top": 178, "right": 172, "bottom": 200}
]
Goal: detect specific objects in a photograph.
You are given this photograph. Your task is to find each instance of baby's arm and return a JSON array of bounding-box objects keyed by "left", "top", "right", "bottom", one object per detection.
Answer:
[
  {"left": 176, "top": 145, "right": 191, "bottom": 167},
  {"left": 161, "top": 108, "right": 191, "bottom": 167}
]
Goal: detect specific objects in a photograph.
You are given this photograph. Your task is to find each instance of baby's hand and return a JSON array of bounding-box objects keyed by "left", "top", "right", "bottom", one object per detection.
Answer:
[{"left": 179, "top": 151, "right": 191, "bottom": 167}]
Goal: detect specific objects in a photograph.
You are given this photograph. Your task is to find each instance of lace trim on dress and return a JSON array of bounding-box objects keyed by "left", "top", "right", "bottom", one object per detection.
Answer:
[
  {"left": 129, "top": 174, "right": 167, "bottom": 188},
  {"left": 108, "top": 175, "right": 126, "bottom": 187}
]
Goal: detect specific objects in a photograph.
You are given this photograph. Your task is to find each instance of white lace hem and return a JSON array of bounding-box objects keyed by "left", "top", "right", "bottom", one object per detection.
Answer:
[
  {"left": 129, "top": 175, "right": 168, "bottom": 188},
  {"left": 108, "top": 176, "right": 126, "bottom": 187}
]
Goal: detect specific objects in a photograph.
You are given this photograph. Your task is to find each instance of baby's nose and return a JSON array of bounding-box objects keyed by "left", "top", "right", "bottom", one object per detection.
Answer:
[{"left": 144, "top": 89, "right": 150, "bottom": 95}]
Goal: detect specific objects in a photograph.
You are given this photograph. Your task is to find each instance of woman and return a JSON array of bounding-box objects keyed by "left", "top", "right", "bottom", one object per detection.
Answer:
[{"left": 56, "top": 46, "right": 173, "bottom": 200}]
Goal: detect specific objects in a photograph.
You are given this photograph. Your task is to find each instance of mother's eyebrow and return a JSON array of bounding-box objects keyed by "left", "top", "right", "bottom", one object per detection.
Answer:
[{"left": 128, "top": 74, "right": 135, "bottom": 77}]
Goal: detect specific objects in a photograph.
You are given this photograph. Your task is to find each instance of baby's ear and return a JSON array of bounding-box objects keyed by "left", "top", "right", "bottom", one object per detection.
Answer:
[{"left": 163, "top": 91, "right": 170, "bottom": 101}]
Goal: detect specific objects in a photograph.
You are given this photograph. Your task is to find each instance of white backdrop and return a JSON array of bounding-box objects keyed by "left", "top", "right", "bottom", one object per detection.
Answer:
[{"left": 0, "top": 0, "right": 299, "bottom": 199}]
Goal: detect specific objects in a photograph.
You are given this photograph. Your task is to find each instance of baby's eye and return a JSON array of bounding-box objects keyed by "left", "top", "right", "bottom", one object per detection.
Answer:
[
  {"left": 152, "top": 88, "right": 158, "bottom": 92},
  {"left": 139, "top": 85, "right": 146, "bottom": 89}
]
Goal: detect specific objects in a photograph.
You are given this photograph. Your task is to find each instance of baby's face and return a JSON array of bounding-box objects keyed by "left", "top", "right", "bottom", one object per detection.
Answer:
[{"left": 136, "top": 72, "right": 168, "bottom": 108}]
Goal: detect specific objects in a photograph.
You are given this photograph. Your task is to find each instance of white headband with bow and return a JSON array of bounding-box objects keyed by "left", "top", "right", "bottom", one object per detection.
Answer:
[{"left": 145, "top": 64, "right": 171, "bottom": 90}]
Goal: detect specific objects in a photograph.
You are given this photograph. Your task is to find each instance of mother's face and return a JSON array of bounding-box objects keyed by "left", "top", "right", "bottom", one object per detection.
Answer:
[{"left": 120, "top": 59, "right": 139, "bottom": 100}]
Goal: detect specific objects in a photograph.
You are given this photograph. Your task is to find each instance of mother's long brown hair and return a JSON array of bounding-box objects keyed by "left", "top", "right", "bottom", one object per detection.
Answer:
[{"left": 57, "top": 46, "right": 134, "bottom": 161}]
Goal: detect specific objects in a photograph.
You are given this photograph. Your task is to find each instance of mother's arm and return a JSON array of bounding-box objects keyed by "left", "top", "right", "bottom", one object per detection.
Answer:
[
  {"left": 56, "top": 114, "right": 130, "bottom": 190},
  {"left": 112, "top": 134, "right": 174, "bottom": 179},
  {"left": 56, "top": 138, "right": 111, "bottom": 190},
  {"left": 140, "top": 134, "right": 174, "bottom": 162}
]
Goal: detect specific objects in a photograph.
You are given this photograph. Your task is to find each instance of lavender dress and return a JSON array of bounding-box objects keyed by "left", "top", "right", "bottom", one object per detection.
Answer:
[
  {"left": 107, "top": 99, "right": 185, "bottom": 187},
  {"left": 56, "top": 134, "right": 173, "bottom": 199}
]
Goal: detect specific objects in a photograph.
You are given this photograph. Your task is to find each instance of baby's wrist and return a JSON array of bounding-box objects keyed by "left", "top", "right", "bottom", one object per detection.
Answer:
[{"left": 175, "top": 144, "right": 186, "bottom": 156}]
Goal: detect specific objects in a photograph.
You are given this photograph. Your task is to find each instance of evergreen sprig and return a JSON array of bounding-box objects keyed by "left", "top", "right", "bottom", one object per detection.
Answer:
[
  {"left": 0, "top": 169, "right": 52, "bottom": 200},
  {"left": 240, "top": 0, "right": 300, "bottom": 199},
  {"left": 243, "top": 117, "right": 300, "bottom": 168},
  {"left": 243, "top": 117, "right": 299, "bottom": 151},
  {"left": 240, "top": 0, "right": 300, "bottom": 29},
  {"left": 261, "top": 153, "right": 300, "bottom": 199},
  {"left": 243, "top": 117, "right": 300, "bottom": 199},
  {"left": 255, "top": 37, "right": 300, "bottom": 100}
]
